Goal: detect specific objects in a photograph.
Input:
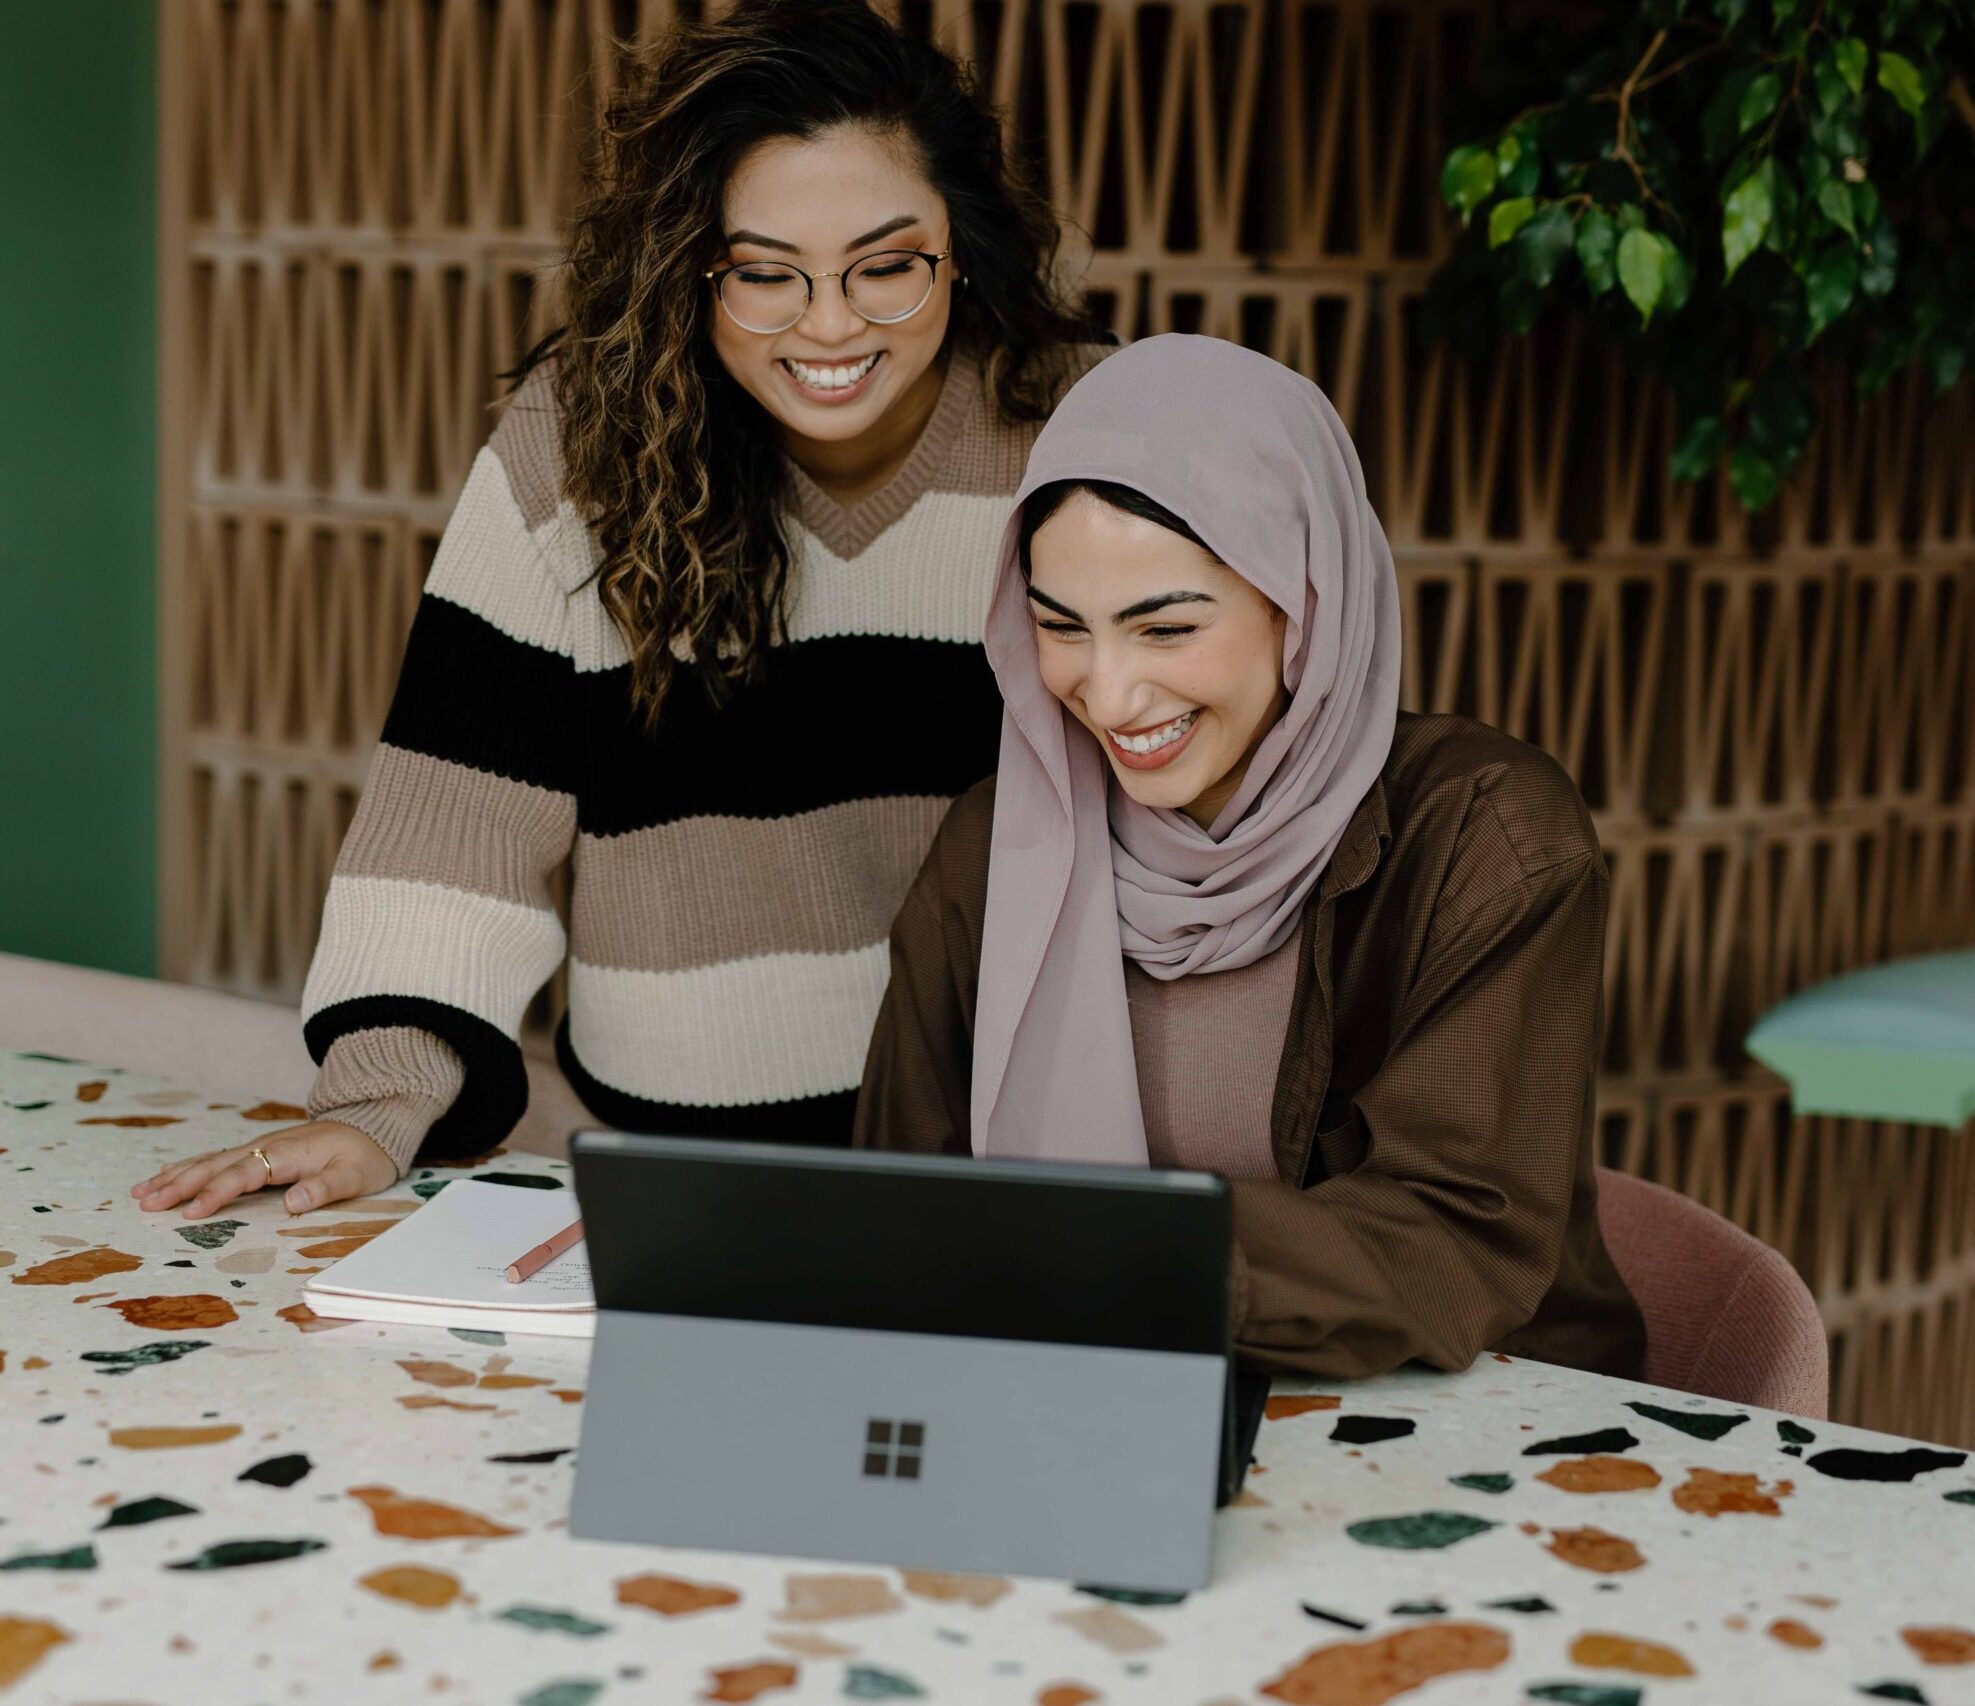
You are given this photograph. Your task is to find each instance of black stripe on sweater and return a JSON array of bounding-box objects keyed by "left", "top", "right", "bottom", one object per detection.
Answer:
[
  {"left": 556, "top": 1018, "right": 856, "bottom": 1146},
  {"left": 577, "top": 636, "right": 1003, "bottom": 834},
  {"left": 380, "top": 596, "right": 1002, "bottom": 829},
  {"left": 304, "top": 995, "right": 529, "bottom": 1164},
  {"left": 381, "top": 595, "right": 583, "bottom": 797}
]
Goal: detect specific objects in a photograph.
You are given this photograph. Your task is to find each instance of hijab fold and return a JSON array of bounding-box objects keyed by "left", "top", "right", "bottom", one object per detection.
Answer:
[{"left": 971, "top": 335, "right": 1401, "bottom": 1163}]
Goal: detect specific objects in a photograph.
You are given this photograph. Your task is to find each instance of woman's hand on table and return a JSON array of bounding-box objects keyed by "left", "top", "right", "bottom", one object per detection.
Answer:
[{"left": 130, "top": 1121, "right": 397, "bottom": 1218}]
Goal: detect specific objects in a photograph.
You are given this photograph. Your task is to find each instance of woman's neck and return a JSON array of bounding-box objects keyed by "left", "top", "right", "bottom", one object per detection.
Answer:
[{"left": 782, "top": 350, "right": 949, "bottom": 505}]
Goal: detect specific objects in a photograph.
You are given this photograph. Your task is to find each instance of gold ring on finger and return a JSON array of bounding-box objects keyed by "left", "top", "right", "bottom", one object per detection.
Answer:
[{"left": 250, "top": 1147, "right": 274, "bottom": 1186}]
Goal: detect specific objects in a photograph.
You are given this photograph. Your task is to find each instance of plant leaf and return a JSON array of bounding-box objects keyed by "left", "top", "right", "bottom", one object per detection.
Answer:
[
  {"left": 1512, "top": 203, "right": 1577, "bottom": 288},
  {"left": 1834, "top": 36, "right": 1868, "bottom": 95},
  {"left": 1815, "top": 177, "right": 1857, "bottom": 238},
  {"left": 1671, "top": 414, "right": 1726, "bottom": 481},
  {"left": 1859, "top": 213, "right": 1899, "bottom": 297},
  {"left": 1616, "top": 227, "right": 1668, "bottom": 324},
  {"left": 1850, "top": 178, "right": 1879, "bottom": 232},
  {"left": 1876, "top": 51, "right": 1926, "bottom": 121},
  {"left": 1729, "top": 444, "right": 1778, "bottom": 511},
  {"left": 1441, "top": 144, "right": 1499, "bottom": 221},
  {"left": 1722, "top": 171, "right": 1773, "bottom": 279},
  {"left": 1497, "top": 129, "right": 1542, "bottom": 198},
  {"left": 1576, "top": 206, "right": 1618, "bottom": 295},
  {"left": 1804, "top": 243, "right": 1858, "bottom": 339},
  {"left": 1739, "top": 70, "right": 1783, "bottom": 136},
  {"left": 1760, "top": 159, "right": 1798, "bottom": 254},
  {"left": 1488, "top": 196, "right": 1537, "bottom": 248},
  {"left": 1704, "top": 67, "right": 1756, "bottom": 160},
  {"left": 1812, "top": 54, "right": 1849, "bottom": 117},
  {"left": 1660, "top": 243, "right": 1693, "bottom": 315}
]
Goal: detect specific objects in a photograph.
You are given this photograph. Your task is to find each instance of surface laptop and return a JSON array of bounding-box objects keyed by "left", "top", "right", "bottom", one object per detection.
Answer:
[{"left": 566, "top": 1132, "right": 1263, "bottom": 1592}]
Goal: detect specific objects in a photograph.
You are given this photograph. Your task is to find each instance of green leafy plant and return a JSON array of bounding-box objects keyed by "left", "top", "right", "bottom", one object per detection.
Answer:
[{"left": 1430, "top": 0, "right": 1974, "bottom": 511}]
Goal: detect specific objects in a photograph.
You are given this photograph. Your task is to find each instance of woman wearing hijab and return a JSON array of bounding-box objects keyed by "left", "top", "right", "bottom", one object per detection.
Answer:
[{"left": 855, "top": 335, "right": 1645, "bottom": 1381}]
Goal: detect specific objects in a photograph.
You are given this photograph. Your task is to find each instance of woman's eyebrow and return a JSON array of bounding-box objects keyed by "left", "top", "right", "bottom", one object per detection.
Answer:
[
  {"left": 1026, "top": 586, "right": 1084, "bottom": 621},
  {"left": 1111, "top": 591, "right": 1216, "bottom": 623},
  {"left": 723, "top": 214, "right": 922, "bottom": 255}
]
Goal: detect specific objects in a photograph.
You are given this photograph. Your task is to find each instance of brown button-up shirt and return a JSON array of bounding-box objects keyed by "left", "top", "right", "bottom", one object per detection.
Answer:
[{"left": 854, "top": 712, "right": 1647, "bottom": 1382}]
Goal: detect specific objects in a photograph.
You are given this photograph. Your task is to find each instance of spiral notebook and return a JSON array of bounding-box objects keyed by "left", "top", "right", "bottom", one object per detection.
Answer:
[{"left": 303, "top": 1178, "right": 595, "bottom": 1338}]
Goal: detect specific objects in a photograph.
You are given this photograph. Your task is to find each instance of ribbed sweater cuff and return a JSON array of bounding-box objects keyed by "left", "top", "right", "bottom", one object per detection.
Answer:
[{"left": 308, "top": 1026, "right": 466, "bottom": 1179}]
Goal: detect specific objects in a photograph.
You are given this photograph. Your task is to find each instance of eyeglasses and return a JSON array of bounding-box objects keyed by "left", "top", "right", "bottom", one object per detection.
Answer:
[{"left": 704, "top": 248, "right": 953, "bottom": 335}]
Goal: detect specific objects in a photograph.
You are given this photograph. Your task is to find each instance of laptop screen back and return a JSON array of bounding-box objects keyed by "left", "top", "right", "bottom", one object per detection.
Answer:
[{"left": 573, "top": 1133, "right": 1231, "bottom": 1357}]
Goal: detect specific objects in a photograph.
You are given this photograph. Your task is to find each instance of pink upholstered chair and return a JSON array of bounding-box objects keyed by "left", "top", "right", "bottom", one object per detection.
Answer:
[{"left": 1594, "top": 1166, "right": 1829, "bottom": 1419}]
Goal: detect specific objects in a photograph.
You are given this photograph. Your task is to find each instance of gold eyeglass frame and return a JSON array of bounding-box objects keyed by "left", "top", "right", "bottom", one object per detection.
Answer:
[{"left": 703, "top": 248, "right": 954, "bottom": 334}]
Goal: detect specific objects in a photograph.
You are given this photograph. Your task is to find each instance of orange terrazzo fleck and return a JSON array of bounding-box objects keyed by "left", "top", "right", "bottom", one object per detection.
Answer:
[
  {"left": 1672, "top": 1467, "right": 1793, "bottom": 1517},
  {"left": 1259, "top": 1623, "right": 1511, "bottom": 1705},
  {"left": 1569, "top": 1632, "right": 1696, "bottom": 1677},
  {"left": 616, "top": 1573, "right": 741, "bottom": 1616}
]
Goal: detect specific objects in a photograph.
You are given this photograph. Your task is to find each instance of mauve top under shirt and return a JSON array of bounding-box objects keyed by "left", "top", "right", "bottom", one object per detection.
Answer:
[{"left": 1122, "top": 929, "right": 1301, "bottom": 1179}]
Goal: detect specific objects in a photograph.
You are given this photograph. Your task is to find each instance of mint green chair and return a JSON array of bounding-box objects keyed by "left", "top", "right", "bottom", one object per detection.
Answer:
[{"left": 1745, "top": 949, "right": 1975, "bottom": 1126}]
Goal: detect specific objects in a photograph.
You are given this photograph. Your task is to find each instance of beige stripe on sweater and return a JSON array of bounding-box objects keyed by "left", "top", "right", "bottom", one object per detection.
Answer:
[
  {"left": 336, "top": 745, "right": 575, "bottom": 911},
  {"left": 571, "top": 795, "right": 953, "bottom": 971}
]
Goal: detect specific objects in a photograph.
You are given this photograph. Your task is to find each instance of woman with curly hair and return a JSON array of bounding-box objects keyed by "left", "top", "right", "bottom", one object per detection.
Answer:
[{"left": 134, "top": 0, "right": 1104, "bottom": 1219}]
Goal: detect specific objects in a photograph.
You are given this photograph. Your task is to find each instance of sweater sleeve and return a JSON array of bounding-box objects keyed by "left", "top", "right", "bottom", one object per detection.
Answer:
[
  {"left": 1228, "top": 845, "right": 1610, "bottom": 1378},
  {"left": 300, "top": 411, "right": 581, "bottom": 1175}
]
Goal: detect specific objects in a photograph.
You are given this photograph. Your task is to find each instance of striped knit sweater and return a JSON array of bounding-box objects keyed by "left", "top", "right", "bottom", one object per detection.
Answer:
[{"left": 301, "top": 343, "right": 1105, "bottom": 1176}]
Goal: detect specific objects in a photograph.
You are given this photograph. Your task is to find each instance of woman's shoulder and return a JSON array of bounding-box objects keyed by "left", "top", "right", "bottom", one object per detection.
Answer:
[
  {"left": 485, "top": 358, "right": 566, "bottom": 534},
  {"left": 478, "top": 354, "right": 608, "bottom": 601},
  {"left": 1381, "top": 713, "right": 1600, "bottom": 881}
]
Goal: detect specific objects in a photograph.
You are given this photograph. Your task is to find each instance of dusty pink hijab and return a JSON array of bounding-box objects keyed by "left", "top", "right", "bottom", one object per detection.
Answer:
[{"left": 972, "top": 334, "right": 1401, "bottom": 1162}]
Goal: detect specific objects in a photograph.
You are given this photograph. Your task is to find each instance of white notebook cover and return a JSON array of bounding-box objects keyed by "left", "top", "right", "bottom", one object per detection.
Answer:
[{"left": 303, "top": 1178, "right": 595, "bottom": 1338}]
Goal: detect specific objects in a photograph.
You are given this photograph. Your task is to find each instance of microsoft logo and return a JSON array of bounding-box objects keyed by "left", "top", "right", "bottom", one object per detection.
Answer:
[{"left": 862, "top": 1418, "right": 925, "bottom": 1480}]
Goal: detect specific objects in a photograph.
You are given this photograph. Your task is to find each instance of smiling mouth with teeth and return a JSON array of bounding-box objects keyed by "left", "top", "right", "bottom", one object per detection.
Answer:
[
  {"left": 781, "top": 352, "right": 883, "bottom": 392},
  {"left": 1107, "top": 709, "right": 1199, "bottom": 755}
]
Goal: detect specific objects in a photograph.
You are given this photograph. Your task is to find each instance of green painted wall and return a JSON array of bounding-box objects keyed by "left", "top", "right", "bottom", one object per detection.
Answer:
[{"left": 0, "top": 3, "right": 157, "bottom": 975}]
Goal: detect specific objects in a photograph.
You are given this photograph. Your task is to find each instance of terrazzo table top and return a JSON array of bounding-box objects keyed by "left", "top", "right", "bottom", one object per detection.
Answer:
[{"left": 3, "top": 1048, "right": 1973, "bottom": 1706}]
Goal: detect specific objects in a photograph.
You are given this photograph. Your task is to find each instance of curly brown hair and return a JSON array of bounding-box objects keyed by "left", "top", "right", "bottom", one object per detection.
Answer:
[{"left": 532, "top": 0, "right": 1091, "bottom": 728}]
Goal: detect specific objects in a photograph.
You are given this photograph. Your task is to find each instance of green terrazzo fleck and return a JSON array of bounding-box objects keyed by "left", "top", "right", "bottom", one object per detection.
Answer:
[
  {"left": 82, "top": 1341, "right": 211, "bottom": 1375},
  {"left": 1390, "top": 1600, "right": 1447, "bottom": 1615},
  {"left": 498, "top": 1606, "right": 611, "bottom": 1637},
  {"left": 450, "top": 1328, "right": 506, "bottom": 1345},
  {"left": 518, "top": 1684, "right": 603, "bottom": 1706},
  {"left": 0, "top": 1544, "right": 95, "bottom": 1571},
  {"left": 165, "top": 1539, "right": 327, "bottom": 1570},
  {"left": 1942, "top": 1489, "right": 1975, "bottom": 1506},
  {"left": 844, "top": 1665, "right": 926, "bottom": 1699},
  {"left": 174, "top": 1219, "right": 248, "bottom": 1250},
  {"left": 1450, "top": 1472, "right": 1514, "bottom": 1493},
  {"left": 1778, "top": 1419, "right": 1816, "bottom": 1444},
  {"left": 1345, "top": 1511, "right": 1498, "bottom": 1550},
  {"left": 1625, "top": 1399, "right": 1747, "bottom": 1440},
  {"left": 411, "top": 1179, "right": 450, "bottom": 1200},
  {"left": 1857, "top": 1686, "right": 1929, "bottom": 1704},
  {"left": 98, "top": 1497, "right": 198, "bottom": 1530},
  {"left": 1076, "top": 1585, "right": 1188, "bottom": 1605},
  {"left": 1525, "top": 1686, "right": 1642, "bottom": 1706}
]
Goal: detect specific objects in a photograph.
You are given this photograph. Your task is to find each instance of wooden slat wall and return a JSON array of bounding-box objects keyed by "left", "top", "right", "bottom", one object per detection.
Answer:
[{"left": 156, "top": 0, "right": 1975, "bottom": 1443}]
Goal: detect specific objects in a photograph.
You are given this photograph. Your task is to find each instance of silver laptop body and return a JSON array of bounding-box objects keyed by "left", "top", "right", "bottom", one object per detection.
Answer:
[{"left": 566, "top": 1132, "right": 1235, "bottom": 1592}]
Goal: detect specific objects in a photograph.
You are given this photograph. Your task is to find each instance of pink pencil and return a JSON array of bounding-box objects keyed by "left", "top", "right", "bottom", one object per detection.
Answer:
[{"left": 503, "top": 1217, "right": 584, "bottom": 1284}]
